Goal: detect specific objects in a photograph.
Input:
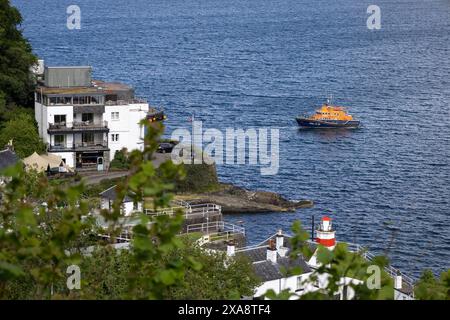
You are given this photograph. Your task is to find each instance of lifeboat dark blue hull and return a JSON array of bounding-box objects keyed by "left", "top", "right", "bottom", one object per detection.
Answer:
[{"left": 296, "top": 117, "right": 360, "bottom": 129}]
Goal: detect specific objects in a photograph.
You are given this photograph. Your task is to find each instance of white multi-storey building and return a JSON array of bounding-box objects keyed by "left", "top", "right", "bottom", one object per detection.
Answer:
[{"left": 34, "top": 65, "right": 152, "bottom": 171}]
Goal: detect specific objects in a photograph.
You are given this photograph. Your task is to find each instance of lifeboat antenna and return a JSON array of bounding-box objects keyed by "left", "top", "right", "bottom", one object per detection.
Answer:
[{"left": 327, "top": 94, "right": 333, "bottom": 106}]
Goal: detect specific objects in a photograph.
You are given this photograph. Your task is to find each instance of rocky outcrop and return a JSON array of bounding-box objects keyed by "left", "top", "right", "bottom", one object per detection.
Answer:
[{"left": 175, "top": 183, "right": 313, "bottom": 214}]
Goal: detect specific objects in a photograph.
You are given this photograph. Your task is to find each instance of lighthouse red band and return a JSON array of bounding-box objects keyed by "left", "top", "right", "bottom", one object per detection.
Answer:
[
  {"left": 316, "top": 237, "right": 336, "bottom": 247},
  {"left": 315, "top": 216, "right": 336, "bottom": 248}
]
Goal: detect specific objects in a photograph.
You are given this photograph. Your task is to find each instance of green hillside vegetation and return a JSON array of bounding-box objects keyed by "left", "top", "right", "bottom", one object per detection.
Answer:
[{"left": 0, "top": 0, "right": 43, "bottom": 156}]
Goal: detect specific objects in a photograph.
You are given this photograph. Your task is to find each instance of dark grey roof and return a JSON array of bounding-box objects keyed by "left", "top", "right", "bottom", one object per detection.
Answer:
[
  {"left": 0, "top": 149, "right": 19, "bottom": 171},
  {"left": 252, "top": 256, "right": 312, "bottom": 282},
  {"left": 237, "top": 246, "right": 267, "bottom": 263},
  {"left": 253, "top": 260, "right": 285, "bottom": 282},
  {"left": 99, "top": 185, "right": 133, "bottom": 202},
  {"left": 237, "top": 242, "right": 312, "bottom": 282}
]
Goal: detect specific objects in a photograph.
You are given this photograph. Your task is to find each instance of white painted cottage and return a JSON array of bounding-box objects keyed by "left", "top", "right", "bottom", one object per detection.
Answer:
[
  {"left": 228, "top": 217, "right": 415, "bottom": 300},
  {"left": 99, "top": 185, "right": 142, "bottom": 217}
]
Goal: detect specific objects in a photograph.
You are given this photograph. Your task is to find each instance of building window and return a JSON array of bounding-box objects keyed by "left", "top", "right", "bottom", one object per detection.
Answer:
[
  {"left": 133, "top": 201, "right": 139, "bottom": 211},
  {"left": 111, "top": 134, "right": 119, "bottom": 142},
  {"left": 49, "top": 97, "right": 57, "bottom": 105},
  {"left": 78, "top": 96, "right": 87, "bottom": 105},
  {"left": 54, "top": 115, "right": 66, "bottom": 125},
  {"left": 91, "top": 95, "right": 100, "bottom": 104},
  {"left": 82, "top": 113, "right": 94, "bottom": 123},
  {"left": 111, "top": 112, "right": 119, "bottom": 121},
  {"left": 82, "top": 132, "right": 94, "bottom": 145},
  {"left": 54, "top": 135, "right": 65, "bottom": 146}
]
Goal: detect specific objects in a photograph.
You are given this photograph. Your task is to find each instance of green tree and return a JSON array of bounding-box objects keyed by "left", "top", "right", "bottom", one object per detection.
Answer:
[
  {"left": 414, "top": 269, "right": 449, "bottom": 300},
  {"left": 161, "top": 238, "right": 260, "bottom": 299},
  {"left": 62, "top": 237, "right": 259, "bottom": 300},
  {"left": 110, "top": 148, "right": 130, "bottom": 170},
  {"left": 0, "top": 113, "right": 45, "bottom": 157},
  {"left": 0, "top": 121, "right": 260, "bottom": 300},
  {"left": 0, "top": 0, "right": 37, "bottom": 110}
]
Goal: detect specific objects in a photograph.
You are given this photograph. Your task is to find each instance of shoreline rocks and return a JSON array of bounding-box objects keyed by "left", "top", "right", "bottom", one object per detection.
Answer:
[{"left": 175, "top": 183, "right": 313, "bottom": 214}]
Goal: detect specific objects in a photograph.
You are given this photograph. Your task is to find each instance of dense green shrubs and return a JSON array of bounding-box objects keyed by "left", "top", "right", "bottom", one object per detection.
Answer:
[
  {"left": 176, "top": 162, "right": 220, "bottom": 193},
  {"left": 110, "top": 148, "right": 130, "bottom": 170}
]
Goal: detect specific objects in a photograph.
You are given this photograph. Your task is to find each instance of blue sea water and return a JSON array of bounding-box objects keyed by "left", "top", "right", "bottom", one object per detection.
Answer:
[{"left": 12, "top": 0, "right": 450, "bottom": 277}]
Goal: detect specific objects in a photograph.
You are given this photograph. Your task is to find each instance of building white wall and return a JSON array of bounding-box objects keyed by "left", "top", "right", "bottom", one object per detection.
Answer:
[
  {"left": 35, "top": 102, "right": 74, "bottom": 145},
  {"left": 104, "top": 103, "right": 148, "bottom": 161},
  {"left": 100, "top": 198, "right": 111, "bottom": 211},
  {"left": 100, "top": 198, "right": 142, "bottom": 217},
  {"left": 394, "top": 289, "right": 414, "bottom": 300},
  {"left": 253, "top": 271, "right": 363, "bottom": 300},
  {"left": 44, "top": 105, "right": 74, "bottom": 143},
  {"left": 50, "top": 151, "right": 75, "bottom": 168},
  {"left": 35, "top": 99, "right": 42, "bottom": 136},
  {"left": 73, "top": 112, "right": 103, "bottom": 124},
  {"left": 36, "top": 99, "right": 149, "bottom": 166},
  {"left": 35, "top": 102, "right": 50, "bottom": 143},
  {"left": 46, "top": 105, "right": 74, "bottom": 126},
  {"left": 254, "top": 273, "right": 317, "bottom": 299}
]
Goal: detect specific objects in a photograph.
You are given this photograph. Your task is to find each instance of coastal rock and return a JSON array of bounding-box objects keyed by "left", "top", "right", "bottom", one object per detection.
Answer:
[{"left": 176, "top": 183, "right": 313, "bottom": 214}]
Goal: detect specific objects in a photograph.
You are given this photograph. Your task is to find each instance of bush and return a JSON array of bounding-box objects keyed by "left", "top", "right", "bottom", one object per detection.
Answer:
[
  {"left": 0, "top": 113, "right": 46, "bottom": 158},
  {"left": 110, "top": 148, "right": 130, "bottom": 170},
  {"left": 175, "top": 162, "right": 220, "bottom": 193}
]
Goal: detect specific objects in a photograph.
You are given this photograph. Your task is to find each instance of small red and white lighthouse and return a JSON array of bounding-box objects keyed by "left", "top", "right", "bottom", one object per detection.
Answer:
[{"left": 315, "top": 216, "right": 336, "bottom": 249}]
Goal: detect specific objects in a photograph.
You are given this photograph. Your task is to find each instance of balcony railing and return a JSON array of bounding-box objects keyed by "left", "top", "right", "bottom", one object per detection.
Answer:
[
  {"left": 48, "top": 141, "right": 109, "bottom": 152},
  {"left": 74, "top": 141, "right": 109, "bottom": 151},
  {"left": 48, "top": 144, "right": 72, "bottom": 152},
  {"left": 48, "top": 121, "right": 109, "bottom": 132},
  {"left": 105, "top": 98, "right": 147, "bottom": 106},
  {"left": 73, "top": 120, "right": 108, "bottom": 129}
]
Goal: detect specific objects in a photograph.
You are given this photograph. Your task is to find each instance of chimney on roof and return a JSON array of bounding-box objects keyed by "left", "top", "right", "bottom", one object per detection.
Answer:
[
  {"left": 394, "top": 275, "right": 402, "bottom": 290},
  {"left": 267, "top": 239, "right": 277, "bottom": 263},
  {"left": 227, "top": 240, "right": 235, "bottom": 257},
  {"left": 276, "top": 229, "right": 284, "bottom": 249}
]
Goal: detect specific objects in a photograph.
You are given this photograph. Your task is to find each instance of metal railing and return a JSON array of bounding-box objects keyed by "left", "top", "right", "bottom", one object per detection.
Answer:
[
  {"left": 48, "top": 143, "right": 71, "bottom": 151},
  {"left": 345, "top": 242, "right": 416, "bottom": 289},
  {"left": 48, "top": 121, "right": 109, "bottom": 131},
  {"left": 251, "top": 234, "right": 416, "bottom": 296},
  {"left": 48, "top": 141, "right": 108, "bottom": 152},
  {"left": 73, "top": 120, "right": 108, "bottom": 129},
  {"left": 188, "top": 203, "right": 222, "bottom": 215},
  {"left": 144, "top": 202, "right": 222, "bottom": 218},
  {"left": 144, "top": 206, "right": 186, "bottom": 217},
  {"left": 105, "top": 98, "right": 147, "bottom": 106},
  {"left": 74, "top": 141, "right": 109, "bottom": 150},
  {"left": 186, "top": 221, "right": 245, "bottom": 240},
  {"left": 98, "top": 230, "right": 132, "bottom": 243}
]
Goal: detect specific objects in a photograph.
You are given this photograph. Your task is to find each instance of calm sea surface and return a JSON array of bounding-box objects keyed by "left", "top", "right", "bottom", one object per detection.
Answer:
[{"left": 13, "top": 0, "right": 450, "bottom": 277}]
